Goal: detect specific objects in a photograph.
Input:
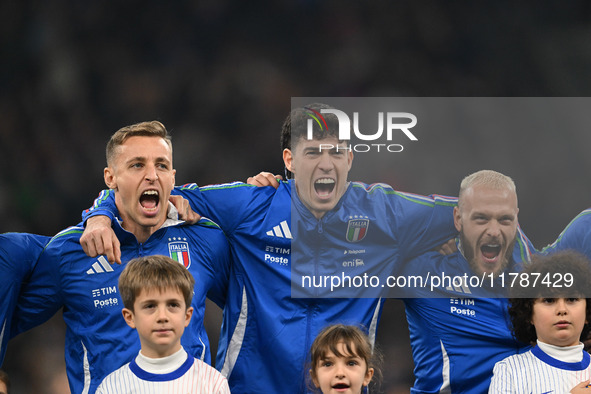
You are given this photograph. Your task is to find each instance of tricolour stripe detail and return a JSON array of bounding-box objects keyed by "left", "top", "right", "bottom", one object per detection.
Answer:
[
  {"left": 171, "top": 250, "right": 189, "bottom": 266},
  {"left": 221, "top": 287, "right": 248, "bottom": 378},
  {"left": 197, "top": 217, "right": 222, "bottom": 229},
  {"left": 198, "top": 181, "right": 255, "bottom": 191},
  {"left": 47, "top": 226, "right": 84, "bottom": 247},
  {"left": 85, "top": 189, "right": 112, "bottom": 213},
  {"left": 350, "top": 182, "right": 457, "bottom": 207},
  {"left": 515, "top": 226, "right": 533, "bottom": 263}
]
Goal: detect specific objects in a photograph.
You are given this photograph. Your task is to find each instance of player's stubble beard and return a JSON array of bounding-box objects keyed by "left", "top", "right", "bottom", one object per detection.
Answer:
[{"left": 459, "top": 231, "right": 516, "bottom": 278}]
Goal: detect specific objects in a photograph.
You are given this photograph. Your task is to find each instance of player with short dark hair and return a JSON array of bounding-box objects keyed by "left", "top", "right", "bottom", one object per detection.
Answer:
[
  {"left": 81, "top": 104, "right": 460, "bottom": 393},
  {"left": 12, "top": 121, "right": 230, "bottom": 393}
]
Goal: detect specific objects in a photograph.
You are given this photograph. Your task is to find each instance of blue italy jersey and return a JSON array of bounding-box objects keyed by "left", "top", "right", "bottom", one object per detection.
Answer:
[
  {"left": 13, "top": 216, "right": 230, "bottom": 394},
  {"left": 543, "top": 208, "right": 591, "bottom": 257},
  {"left": 0, "top": 232, "right": 49, "bottom": 365},
  {"left": 83, "top": 180, "right": 458, "bottom": 393},
  {"left": 399, "top": 233, "right": 535, "bottom": 394}
]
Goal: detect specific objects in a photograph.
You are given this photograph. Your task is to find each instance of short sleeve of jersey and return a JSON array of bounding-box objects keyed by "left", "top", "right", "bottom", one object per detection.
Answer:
[{"left": 542, "top": 209, "right": 591, "bottom": 257}]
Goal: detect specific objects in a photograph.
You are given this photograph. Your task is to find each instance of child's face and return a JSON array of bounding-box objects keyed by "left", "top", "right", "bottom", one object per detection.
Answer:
[
  {"left": 312, "top": 341, "right": 374, "bottom": 394},
  {"left": 122, "top": 287, "right": 193, "bottom": 358},
  {"left": 531, "top": 297, "right": 587, "bottom": 347}
]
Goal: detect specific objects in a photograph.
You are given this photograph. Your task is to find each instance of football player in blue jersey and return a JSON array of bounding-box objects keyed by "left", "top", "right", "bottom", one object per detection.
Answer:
[
  {"left": 79, "top": 104, "right": 460, "bottom": 393},
  {"left": 0, "top": 232, "right": 49, "bottom": 366},
  {"left": 398, "top": 170, "right": 534, "bottom": 394},
  {"left": 12, "top": 121, "right": 231, "bottom": 394}
]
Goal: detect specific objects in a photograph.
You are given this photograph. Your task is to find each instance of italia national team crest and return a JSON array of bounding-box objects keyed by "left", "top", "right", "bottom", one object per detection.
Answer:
[
  {"left": 168, "top": 239, "right": 191, "bottom": 269},
  {"left": 346, "top": 216, "right": 369, "bottom": 242}
]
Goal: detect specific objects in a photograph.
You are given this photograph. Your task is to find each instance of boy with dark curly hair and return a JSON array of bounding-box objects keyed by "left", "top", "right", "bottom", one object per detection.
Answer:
[{"left": 489, "top": 250, "right": 591, "bottom": 393}]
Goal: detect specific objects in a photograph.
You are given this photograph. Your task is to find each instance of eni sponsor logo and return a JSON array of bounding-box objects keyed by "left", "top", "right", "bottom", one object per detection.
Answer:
[
  {"left": 342, "top": 248, "right": 366, "bottom": 268},
  {"left": 342, "top": 258, "right": 365, "bottom": 268}
]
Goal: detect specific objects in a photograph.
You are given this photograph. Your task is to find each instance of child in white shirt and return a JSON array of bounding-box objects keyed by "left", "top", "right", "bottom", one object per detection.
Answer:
[
  {"left": 489, "top": 250, "right": 591, "bottom": 393},
  {"left": 97, "top": 255, "right": 230, "bottom": 393}
]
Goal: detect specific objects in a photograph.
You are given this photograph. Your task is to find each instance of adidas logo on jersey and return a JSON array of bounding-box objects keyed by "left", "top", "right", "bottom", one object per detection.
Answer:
[
  {"left": 266, "top": 220, "right": 292, "bottom": 239},
  {"left": 86, "top": 256, "right": 114, "bottom": 274},
  {"left": 445, "top": 283, "right": 472, "bottom": 295}
]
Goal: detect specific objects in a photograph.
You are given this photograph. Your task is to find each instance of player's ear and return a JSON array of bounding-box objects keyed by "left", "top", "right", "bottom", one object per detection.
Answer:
[
  {"left": 172, "top": 168, "right": 176, "bottom": 187},
  {"left": 104, "top": 167, "right": 117, "bottom": 190},
  {"left": 184, "top": 306, "right": 193, "bottom": 327},
  {"left": 453, "top": 206, "right": 462, "bottom": 232},
  {"left": 122, "top": 308, "right": 136, "bottom": 329},
  {"left": 283, "top": 148, "right": 294, "bottom": 173}
]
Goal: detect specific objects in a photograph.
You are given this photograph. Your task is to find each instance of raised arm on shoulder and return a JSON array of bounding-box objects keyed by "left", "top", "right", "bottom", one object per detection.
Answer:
[
  {"left": 80, "top": 215, "right": 121, "bottom": 264},
  {"left": 80, "top": 194, "right": 200, "bottom": 264},
  {"left": 246, "top": 172, "right": 282, "bottom": 188}
]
